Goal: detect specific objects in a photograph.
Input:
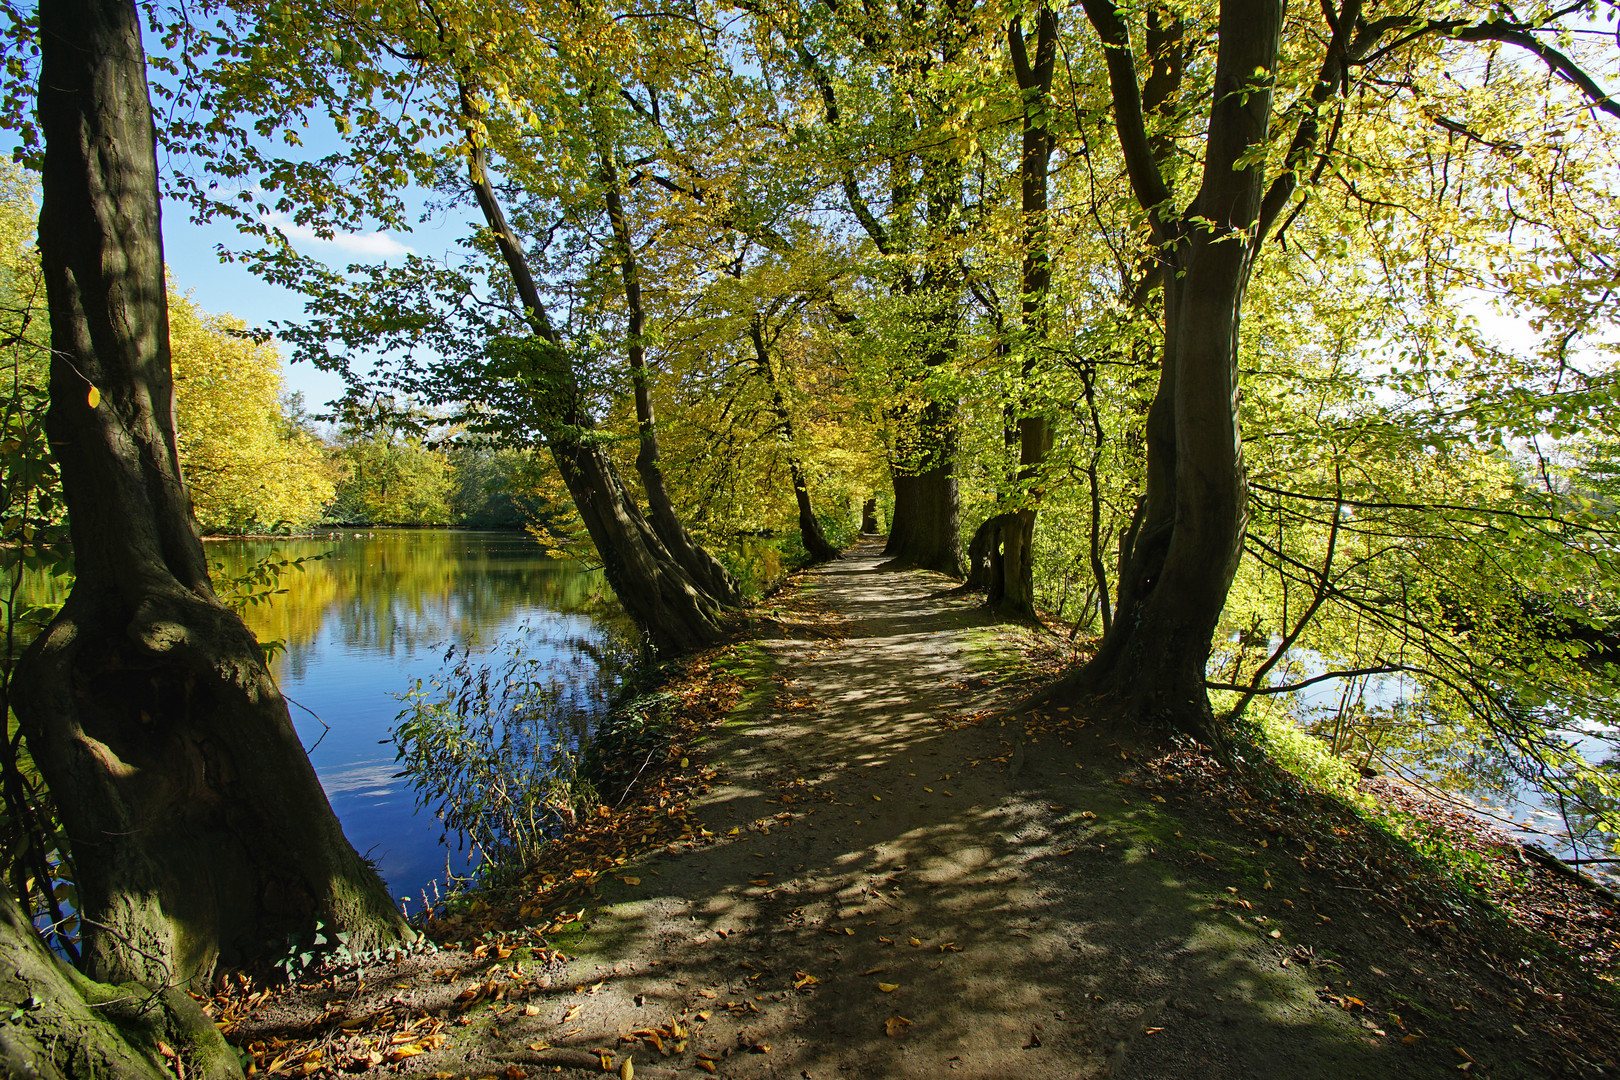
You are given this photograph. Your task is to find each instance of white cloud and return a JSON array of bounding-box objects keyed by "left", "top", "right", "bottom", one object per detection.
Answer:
[{"left": 261, "top": 213, "right": 414, "bottom": 259}]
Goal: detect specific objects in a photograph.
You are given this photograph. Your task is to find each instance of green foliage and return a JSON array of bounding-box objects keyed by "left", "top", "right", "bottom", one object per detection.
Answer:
[
  {"left": 327, "top": 407, "right": 453, "bottom": 526},
  {"left": 390, "top": 624, "right": 634, "bottom": 880}
]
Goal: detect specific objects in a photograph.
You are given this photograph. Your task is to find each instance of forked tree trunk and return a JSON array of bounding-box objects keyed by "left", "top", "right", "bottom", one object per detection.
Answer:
[
  {"left": 461, "top": 85, "right": 729, "bottom": 655},
  {"left": 12, "top": 0, "right": 412, "bottom": 989},
  {"left": 860, "top": 498, "right": 878, "bottom": 534},
  {"left": 600, "top": 151, "right": 744, "bottom": 602},
  {"left": 550, "top": 439, "right": 729, "bottom": 654},
  {"left": 1045, "top": 0, "right": 1281, "bottom": 752}
]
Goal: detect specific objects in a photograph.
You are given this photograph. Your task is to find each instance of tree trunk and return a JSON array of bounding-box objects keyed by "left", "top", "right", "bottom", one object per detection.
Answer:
[
  {"left": 459, "top": 87, "right": 730, "bottom": 655},
  {"left": 745, "top": 320, "right": 839, "bottom": 563},
  {"left": 884, "top": 467, "right": 917, "bottom": 556},
  {"left": 600, "top": 150, "right": 743, "bottom": 604},
  {"left": 1050, "top": 0, "right": 1281, "bottom": 751},
  {"left": 12, "top": 0, "right": 412, "bottom": 989},
  {"left": 883, "top": 402, "right": 964, "bottom": 576},
  {"left": 1, "top": 889, "right": 242, "bottom": 1080},
  {"left": 984, "top": 7, "right": 1059, "bottom": 621},
  {"left": 549, "top": 439, "right": 729, "bottom": 655},
  {"left": 860, "top": 498, "right": 878, "bottom": 534},
  {"left": 966, "top": 513, "right": 1008, "bottom": 595}
]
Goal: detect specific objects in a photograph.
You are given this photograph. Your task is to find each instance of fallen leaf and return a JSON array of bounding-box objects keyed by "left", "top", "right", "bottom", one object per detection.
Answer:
[
  {"left": 527, "top": 1043, "right": 550, "bottom": 1052},
  {"left": 793, "top": 972, "right": 820, "bottom": 990},
  {"left": 621, "top": 876, "right": 641, "bottom": 886},
  {"left": 620, "top": 1058, "right": 634, "bottom": 1080},
  {"left": 695, "top": 1062, "right": 716, "bottom": 1075},
  {"left": 524, "top": 1004, "right": 541, "bottom": 1016},
  {"left": 878, "top": 983, "right": 899, "bottom": 993},
  {"left": 87, "top": 386, "right": 100, "bottom": 409},
  {"left": 563, "top": 1004, "right": 581, "bottom": 1022},
  {"left": 884, "top": 1016, "right": 912, "bottom": 1038}
]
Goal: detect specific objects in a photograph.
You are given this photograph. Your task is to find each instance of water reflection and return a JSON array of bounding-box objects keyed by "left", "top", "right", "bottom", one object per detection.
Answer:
[{"left": 211, "top": 529, "right": 631, "bottom": 907}]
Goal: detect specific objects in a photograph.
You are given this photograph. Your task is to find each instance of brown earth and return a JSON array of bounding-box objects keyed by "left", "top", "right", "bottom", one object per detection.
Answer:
[{"left": 216, "top": 538, "right": 1619, "bottom": 1080}]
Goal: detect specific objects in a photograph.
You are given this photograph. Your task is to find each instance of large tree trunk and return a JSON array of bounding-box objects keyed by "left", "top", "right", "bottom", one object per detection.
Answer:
[
  {"left": 1048, "top": 0, "right": 1280, "bottom": 751},
  {"left": 460, "top": 88, "right": 730, "bottom": 655},
  {"left": 884, "top": 466, "right": 917, "bottom": 556},
  {"left": 1, "top": 889, "right": 242, "bottom": 1080},
  {"left": 883, "top": 145, "right": 967, "bottom": 579},
  {"left": 883, "top": 404, "right": 964, "bottom": 576},
  {"left": 550, "top": 440, "right": 729, "bottom": 655},
  {"left": 11, "top": 0, "right": 412, "bottom": 989},
  {"left": 600, "top": 151, "right": 744, "bottom": 603}
]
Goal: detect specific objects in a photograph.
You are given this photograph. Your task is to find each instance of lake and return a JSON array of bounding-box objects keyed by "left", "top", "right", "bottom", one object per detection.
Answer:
[{"left": 213, "top": 529, "right": 631, "bottom": 911}]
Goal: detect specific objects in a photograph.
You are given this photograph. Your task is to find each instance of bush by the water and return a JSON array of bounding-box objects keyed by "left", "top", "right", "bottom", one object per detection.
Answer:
[{"left": 390, "top": 623, "right": 634, "bottom": 880}]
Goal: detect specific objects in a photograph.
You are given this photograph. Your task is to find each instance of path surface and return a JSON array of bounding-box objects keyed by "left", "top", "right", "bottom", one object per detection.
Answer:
[{"left": 513, "top": 540, "right": 1387, "bottom": 1079}]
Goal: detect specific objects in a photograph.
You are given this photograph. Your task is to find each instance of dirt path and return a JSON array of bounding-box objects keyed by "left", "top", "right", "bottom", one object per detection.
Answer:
[
  {"left": 235, "top": 540, "right": 1616, "bottom": 1080},
  {"left": 495, "top": 540, "right": 1394, "bottom": 1079}
]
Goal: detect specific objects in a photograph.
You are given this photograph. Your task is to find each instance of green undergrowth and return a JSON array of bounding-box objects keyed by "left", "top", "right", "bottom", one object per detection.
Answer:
[{"left": 1228, "top": 706, "right": 1618, "bottom": 989}]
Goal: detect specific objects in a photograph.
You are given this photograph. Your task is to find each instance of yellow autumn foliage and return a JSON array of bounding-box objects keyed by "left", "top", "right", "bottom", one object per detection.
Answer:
[{"left": 168, "top": 292, "right": 335, "bottom": 533}]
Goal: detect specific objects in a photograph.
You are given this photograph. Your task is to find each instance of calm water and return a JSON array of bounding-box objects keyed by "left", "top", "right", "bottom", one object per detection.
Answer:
[{"left": 212, "top": 529, "right": 629, "bottom": 910}]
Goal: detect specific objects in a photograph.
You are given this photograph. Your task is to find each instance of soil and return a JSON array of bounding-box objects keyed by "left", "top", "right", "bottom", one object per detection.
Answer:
[{"left": 215, "top": 539, "right": 1620, "bottom": 1080}]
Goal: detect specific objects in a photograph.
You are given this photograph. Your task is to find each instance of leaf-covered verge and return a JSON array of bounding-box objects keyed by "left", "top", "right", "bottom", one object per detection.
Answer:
[
  {"left": 1123, "top": 748, "right": 1620, "bottom": 1076},
  {"left": 195, "top": 628, "right": 757, "bottom": 1078}
]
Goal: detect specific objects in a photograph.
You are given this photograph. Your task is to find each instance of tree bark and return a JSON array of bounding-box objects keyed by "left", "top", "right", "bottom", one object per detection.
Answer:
[
  {"left": 1, "top": 889, "right": 242, "bottom": 1080},
  {"left": 1046, "top": 0, "right": 1281, "bottom": 752},
  {"left": 884, "top": 467, "right": 917, "bottom": 557},
  {"left": 599, "top": 149, "right": 744, "bottom": 603},
  {"left": 984, "top": 7, "right": 1059, "bottom": 621},
  {"left": 12, "top": 0, "right": 412, "bottom": 989},
  {"left": 459, "top": 84, "right": 730, "bottom": 656}
]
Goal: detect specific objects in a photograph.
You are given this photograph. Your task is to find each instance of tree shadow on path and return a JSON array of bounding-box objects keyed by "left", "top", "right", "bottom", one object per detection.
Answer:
[{"left": 502, "top": 540, "right": 1403, "bottom": 1079}]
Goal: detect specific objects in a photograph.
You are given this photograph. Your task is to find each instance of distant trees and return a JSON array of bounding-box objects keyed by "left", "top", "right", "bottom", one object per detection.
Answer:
[{"left": 170, "top": 293, "right": 335, "bottom": 532}]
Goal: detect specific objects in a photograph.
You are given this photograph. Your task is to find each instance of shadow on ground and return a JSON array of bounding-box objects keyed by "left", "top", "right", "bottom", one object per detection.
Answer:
[{"left": 496, "top": 541, "right": 1397, "bottom": 1079}]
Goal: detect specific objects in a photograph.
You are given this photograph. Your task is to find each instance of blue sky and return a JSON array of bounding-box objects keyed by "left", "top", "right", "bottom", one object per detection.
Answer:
[{"left": 160, "top": 188, "right": 431, "bottom": 414}]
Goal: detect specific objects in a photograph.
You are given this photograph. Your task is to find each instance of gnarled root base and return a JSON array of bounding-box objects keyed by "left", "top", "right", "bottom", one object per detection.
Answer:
[{"left": 0, "top": 890, "right": 243, "bottom": 1080}]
